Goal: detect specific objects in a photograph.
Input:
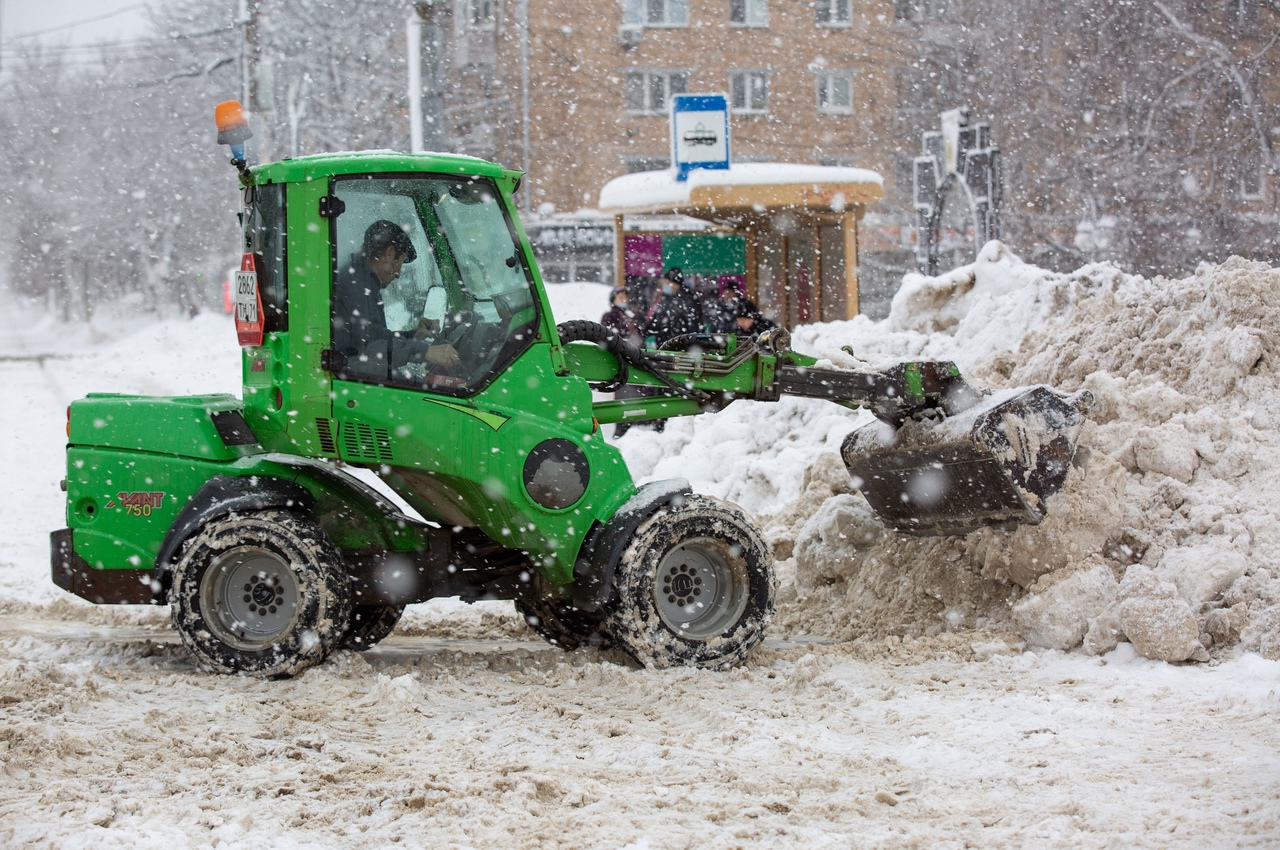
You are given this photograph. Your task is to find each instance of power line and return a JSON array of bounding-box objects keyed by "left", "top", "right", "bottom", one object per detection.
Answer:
[
  {"left": 0, "top": 29, "right": 235, "bottom": 70},
  {"left": 1, "top": 4, "right": 148, "bottom": 45},
  {"left": 1, "top": 26, "right": 233, "bottom": 57}
]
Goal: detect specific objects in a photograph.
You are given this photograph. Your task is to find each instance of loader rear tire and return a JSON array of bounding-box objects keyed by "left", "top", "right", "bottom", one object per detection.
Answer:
[
  {"left": 339, "top": 604, "right": 405, "bottom": 650},
  {"left": 170, "top": 510, "right": 351, "bottom": 677},
  {"left": 604, "top": 494, "right": 774, "bottom": 669}
]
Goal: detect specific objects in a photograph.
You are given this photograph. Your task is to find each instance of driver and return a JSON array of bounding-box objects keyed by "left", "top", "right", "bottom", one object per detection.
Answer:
[{"left": 333, "top": 220, "right": 461, "bottom": 377}]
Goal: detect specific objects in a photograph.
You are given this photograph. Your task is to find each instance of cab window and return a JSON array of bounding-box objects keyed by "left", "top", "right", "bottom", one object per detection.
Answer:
[{"left": 329, "top": 175, "right": 538, "bottom": 394}]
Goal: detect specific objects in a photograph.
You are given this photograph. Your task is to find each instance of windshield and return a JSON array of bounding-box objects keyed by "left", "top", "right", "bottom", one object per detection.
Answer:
[{"left": 329, "top": 175, "right": 538, "bottom": 394}]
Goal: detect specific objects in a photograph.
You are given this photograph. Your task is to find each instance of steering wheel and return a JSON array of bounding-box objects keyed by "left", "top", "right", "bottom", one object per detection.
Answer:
[{"left": 432, "top": 309, "right": 492, "bottom": 375}]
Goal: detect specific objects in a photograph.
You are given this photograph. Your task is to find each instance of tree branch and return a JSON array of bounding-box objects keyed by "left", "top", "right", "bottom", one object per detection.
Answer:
[
  {"left": 1152, "top": 0, "right": 1279, "bottom": 171},
  {"left": 136, "top": 55, "right": 234, "bottom": 88}
]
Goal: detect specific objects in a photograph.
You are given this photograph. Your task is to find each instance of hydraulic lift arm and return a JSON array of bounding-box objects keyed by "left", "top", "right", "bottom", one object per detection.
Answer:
[
  {"left": 556, "top": 324, "right": 976, "bottom": 427},
  {"left": 556, "top": 322, "right": 1092, "bottom": 537}
]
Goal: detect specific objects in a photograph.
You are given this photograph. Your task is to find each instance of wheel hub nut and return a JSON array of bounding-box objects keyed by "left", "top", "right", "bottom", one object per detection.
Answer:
[
  {"left": 663, "top": 564, "right": 702, "bottom": 607},
  {"left": 243, "top": 574, "right": 285, "bottom": 615}
]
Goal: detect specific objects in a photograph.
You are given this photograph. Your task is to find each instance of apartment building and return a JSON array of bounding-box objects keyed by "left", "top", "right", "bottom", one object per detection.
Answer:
[
  {"left": 410, "top": 0, "right": 1277, "bottom": 295},
  {"left": 409, "top": 0, "right": 958, "bottom": 315}
]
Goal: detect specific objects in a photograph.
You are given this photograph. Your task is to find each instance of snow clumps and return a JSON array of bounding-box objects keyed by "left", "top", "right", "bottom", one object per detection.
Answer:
[{"left": 776, "top": 247, "right": 1280, "bottom": 663}]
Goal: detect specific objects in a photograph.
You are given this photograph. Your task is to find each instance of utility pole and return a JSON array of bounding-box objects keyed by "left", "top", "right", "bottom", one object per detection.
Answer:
[
  {"left": 519, "top": 0, "right": 530, "bottom": 213},
  {"left": 407, "top": 8, "right": 423, "bottom": 153},
  {"left": 238, "top": 0, "right": 250, "bottom": 106},
  {"left": 239, "top": 0, "right": 269, "bottom": 161}
]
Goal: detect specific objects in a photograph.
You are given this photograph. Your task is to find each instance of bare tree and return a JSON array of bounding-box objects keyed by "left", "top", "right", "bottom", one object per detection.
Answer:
[{"left": 948, "top": 0, "right": 1279, "bottom": 275}]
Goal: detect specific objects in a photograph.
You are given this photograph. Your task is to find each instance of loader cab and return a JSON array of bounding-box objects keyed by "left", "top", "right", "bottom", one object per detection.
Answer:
[
  {"left": 236, "top": 154, "right": 559, "bottom": 463},
  {"left": 235, "top": 152, "right": 622, "bottom": 571},
  {"left": 328, "top": 174, "right": 538, "bottom": 392}
]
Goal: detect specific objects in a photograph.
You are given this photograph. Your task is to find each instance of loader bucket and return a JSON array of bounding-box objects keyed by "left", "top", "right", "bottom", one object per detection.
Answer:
[{"left": 842, "top": 387, "right": 1094, "bottom": 536}]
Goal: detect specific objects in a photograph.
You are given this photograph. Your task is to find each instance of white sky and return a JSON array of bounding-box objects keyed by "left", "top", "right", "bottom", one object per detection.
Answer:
[{"left": 1, "top": 0, "right": 151, "bottom": 46}]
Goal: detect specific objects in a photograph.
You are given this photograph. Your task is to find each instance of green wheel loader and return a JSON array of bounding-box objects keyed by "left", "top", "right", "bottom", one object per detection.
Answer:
[{"left": 50, "top": 104, "right": 1091, "bottom": 676}]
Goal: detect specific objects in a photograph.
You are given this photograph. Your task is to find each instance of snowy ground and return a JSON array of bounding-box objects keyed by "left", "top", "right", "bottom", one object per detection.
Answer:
[{"left": 2, "top": 266, "right": 1279, "bottom": 847}]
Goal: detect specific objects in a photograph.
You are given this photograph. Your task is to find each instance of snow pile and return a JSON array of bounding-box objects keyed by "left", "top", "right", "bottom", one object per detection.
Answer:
[{"left": 737, "top": 246, "right": 1280, "bottom": 663}]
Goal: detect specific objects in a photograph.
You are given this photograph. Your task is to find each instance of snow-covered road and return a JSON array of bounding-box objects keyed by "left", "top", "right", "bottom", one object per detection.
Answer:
[{"left": 3, "top": 604, "right": 1278, "bottom": 848}]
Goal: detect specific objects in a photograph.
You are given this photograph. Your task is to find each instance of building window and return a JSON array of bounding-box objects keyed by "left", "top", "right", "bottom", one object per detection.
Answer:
[
  {"left": 625, "top": 71, "right": 689, "bottom": 113},
  {"left": 730, "top": 0, "right": 768, "bottom": 26},
  {"left": 815, "top": 0, "right": 852, "bottom": 26},
  {"left": 1227, "top": 0, "right": 1260, "bottom": 29},
  {"left": 1241, "top": 150, "right": 1265, "bottom": 200},
  {"left": 623, "top": 0, "right": 690, "bottom": 27},
  {"left": 816, "top": 71, "right": 854, "bottom": 113},
  {"left": 730, "top": 71, "right": 769, "bottom": 113},
  {"left": 895, "top": 0, "right": 948, "bottom": 21},
  {"left": 468, "top": 0, "right": 496, "bottom": 28}
]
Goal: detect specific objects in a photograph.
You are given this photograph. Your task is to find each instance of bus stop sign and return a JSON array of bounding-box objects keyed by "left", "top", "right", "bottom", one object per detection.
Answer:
[{"left": 671, "top": 94, "right": 730, "bottom": 182}]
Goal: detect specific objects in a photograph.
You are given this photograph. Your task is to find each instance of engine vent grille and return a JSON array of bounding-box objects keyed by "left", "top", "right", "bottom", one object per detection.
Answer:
[
  {"left": 341, "top": 422, "right": 394, "bottom": 463},
  {"left": 315, "top": 418, "right": 337, "bottom": 455}
]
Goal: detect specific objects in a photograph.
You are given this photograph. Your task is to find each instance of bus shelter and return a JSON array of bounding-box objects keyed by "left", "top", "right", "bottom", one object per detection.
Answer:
[{"left": 598, "top": 163, "right": 883, "bottom": 328}]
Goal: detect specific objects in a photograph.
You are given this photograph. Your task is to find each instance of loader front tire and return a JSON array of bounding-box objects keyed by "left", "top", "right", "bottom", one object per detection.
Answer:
[
  {"left": 170, "top": 511, "right": 351, "bottom": 677},
  {"left": 604, "top": 494, "right": 774, "bottom": 669}
]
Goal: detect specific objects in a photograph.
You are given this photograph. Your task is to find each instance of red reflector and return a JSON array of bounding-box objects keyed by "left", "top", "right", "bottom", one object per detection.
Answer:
[{"left": 274, "top": 387, "right": 284, "bottom": 411}]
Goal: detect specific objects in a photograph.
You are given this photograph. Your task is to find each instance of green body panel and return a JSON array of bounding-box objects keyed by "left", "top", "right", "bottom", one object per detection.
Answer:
[
  {"left": 69, "top": 393, "right": 258, "bottom": 461},
  {"left": 330, "top": 347, "right": 633, "bottom": 582},
  {"left": 65, "top": 396, "right": 432, "bottom": 573},
  {"left": 251, "top": 151, "right": 512, "bottom": 186},
  {"left": 241, "top": 177, "right": 333, "bottom": 455}
]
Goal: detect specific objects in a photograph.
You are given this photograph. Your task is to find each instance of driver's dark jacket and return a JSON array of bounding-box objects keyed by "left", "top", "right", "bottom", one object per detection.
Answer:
[{"left": 332, "top": 255, "right": 429, "bottom": 378}]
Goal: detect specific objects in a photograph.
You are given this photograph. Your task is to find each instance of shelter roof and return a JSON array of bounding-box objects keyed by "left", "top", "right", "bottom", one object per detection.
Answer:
[{"left": 598, "top": 163, "right": 884, "bottom": 219}]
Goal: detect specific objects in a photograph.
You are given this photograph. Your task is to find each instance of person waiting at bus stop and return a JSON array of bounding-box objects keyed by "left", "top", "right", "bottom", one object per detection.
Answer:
[
  {"left": 708, "top": 280, "right": 776, "bottom": 337},
  {"left": 643, "top": 267, "right": 702, "bottom": 346},
  {"left": 600, "top": 285, "right": 648, "bottom": 437}
]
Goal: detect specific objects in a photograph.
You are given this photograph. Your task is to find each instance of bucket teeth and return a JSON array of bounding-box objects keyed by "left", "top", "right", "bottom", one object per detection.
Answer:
[{"left": 843, "top": 387, "right": 1093, "bottom": 537}]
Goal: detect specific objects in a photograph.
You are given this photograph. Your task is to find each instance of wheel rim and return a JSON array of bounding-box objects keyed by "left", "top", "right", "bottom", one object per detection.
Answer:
[
  {"left": 653, "top": 537, "right": 748, "bottom": 639},
  {"left": 199, "top": 546, "right": 301, "bottom": 652}
]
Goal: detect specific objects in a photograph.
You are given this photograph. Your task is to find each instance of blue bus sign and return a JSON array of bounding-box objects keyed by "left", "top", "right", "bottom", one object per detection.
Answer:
[{"left": 671, "top": 93, "right": 730, "bottom": 182}]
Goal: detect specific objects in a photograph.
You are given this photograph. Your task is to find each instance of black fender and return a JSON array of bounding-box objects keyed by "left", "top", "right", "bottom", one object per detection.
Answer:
[
  {"left": 152, "top": 475, "right": 315, "bottom": 600},
  {"left": 570, "top": 478, "right": 692, "bottom": 612}
]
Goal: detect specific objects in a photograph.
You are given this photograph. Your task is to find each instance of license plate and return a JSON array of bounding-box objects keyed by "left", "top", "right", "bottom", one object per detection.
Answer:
[{"left": 235, "top": 270, "right": 259, "bottom": 323}]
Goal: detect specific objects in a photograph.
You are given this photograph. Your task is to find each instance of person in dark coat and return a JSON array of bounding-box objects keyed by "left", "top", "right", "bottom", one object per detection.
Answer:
[
  {"left": 708, "top": 281, "right": 751, "bottom": 334},
  {"left": 601, "top": 286, "right": 641, "bottom": 345},
  {"left": 332, "top": 220, "right": 460, "bottom": 381},
  {"left": 643, "top": 267, "right": 702, "bottom": 346},
  {"left": 733, "top": 299, "right": 778, "bottom": 336},
  {"left": 600, "top": 286, "right": 647, "bottom": 437}
]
